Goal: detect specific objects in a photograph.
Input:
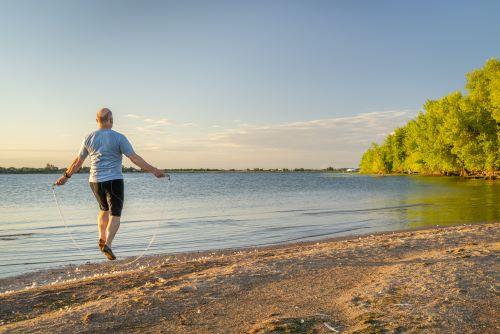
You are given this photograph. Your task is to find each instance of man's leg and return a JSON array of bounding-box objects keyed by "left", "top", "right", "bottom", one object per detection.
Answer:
[
  {"left": 97, "top": 210, "right": 109, "bottom": 242},
  {"left": 90, "top": 181, "right": 110, "bottom": 247},
  {"left": 106, "top": 215, "right": 121, "bottom": 247},
  {"left": 105, "top": 179, "right": 124, "bottom": 248}
]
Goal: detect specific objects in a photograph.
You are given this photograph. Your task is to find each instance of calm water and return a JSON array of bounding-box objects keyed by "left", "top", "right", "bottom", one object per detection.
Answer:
[{"left": 0, "top": 173, "right": 498, "bottom": 278}]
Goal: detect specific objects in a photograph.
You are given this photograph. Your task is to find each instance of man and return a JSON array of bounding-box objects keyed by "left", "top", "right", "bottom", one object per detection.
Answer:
[{"left": 55, "top": 108, "right": 166, "bottom": 260}]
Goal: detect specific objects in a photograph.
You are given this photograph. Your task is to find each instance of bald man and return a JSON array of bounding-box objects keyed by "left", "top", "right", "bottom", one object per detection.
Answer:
[{"left": 55, "top": 108, "right": 166, "bottom": 260}]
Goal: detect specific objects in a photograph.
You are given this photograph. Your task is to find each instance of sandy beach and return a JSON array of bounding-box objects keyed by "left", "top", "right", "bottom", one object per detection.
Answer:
[{"left": 0, "top": 222, "right": 498, "bottom": 333}]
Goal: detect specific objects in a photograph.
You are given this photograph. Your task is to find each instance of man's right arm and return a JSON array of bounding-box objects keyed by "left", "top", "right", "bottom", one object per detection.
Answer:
[
  {"left": 128, "top": 153, "right": 166, "bottom": 178},
  {"left": 55, "top": 137, "right": 89, "bottom": 186}
]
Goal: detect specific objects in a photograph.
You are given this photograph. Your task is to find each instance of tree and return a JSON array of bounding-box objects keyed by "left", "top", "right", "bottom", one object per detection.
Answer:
[{"left": 359, "top": 58, "right": 500, "bottom": 176}]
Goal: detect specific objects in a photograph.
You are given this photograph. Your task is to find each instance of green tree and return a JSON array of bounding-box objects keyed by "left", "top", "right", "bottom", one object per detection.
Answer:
[{"left": 360, "top": 58, "right": 500, "bottom": 176}]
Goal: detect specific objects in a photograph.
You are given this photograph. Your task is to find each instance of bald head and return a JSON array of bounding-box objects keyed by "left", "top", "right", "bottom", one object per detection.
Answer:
[{"left": 96, "top": 108, "right": 113, "bottom": 128}]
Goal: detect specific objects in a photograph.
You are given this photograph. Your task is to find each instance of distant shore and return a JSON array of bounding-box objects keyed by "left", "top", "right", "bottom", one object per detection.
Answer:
[
  {"left": 1, "top": 222, "right": 498, "bottom": 333},
  {"left": 0, "top": 166, "right": 358, "bottom": 174}
]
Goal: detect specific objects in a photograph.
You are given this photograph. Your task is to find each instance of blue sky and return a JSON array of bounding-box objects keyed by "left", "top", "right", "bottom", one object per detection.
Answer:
[{"left": 1, "top": 0, "right": 499, "bottom": 168}]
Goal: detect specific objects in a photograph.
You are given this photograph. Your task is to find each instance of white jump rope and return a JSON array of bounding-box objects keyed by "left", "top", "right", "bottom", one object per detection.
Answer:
[{"left": 51, "top": 175, "right": 170, "bottom": 267}]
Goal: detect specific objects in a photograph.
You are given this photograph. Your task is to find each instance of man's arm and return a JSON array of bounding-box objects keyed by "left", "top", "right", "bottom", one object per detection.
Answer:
[
  {"left": 55, "top": 156, "right": 85, "bottom": 186},
  {"left": 128, "top": 153, "right": 166, "bottom": 178}
]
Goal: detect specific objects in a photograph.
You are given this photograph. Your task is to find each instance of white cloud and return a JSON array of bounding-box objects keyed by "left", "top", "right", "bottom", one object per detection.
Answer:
[
  {"left": 206, "top": 110, "right": 415, "bottom": 152},
  {"left": 126, "top": 116, "right": 176, "bottom": 134},
  {"left": 134, "top": 109, "right": 415, "bottom": 167},
  {"left": 125, "top": 114, "right": 141, "bottom": 119},
  {"left": 156, "top": 118, "right": 173, "bottom": 125}
]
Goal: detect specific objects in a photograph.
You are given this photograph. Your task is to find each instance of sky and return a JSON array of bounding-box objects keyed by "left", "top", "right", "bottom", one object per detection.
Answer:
[{"left": 1, "top": 0, "right": 499, "bottom": 169}]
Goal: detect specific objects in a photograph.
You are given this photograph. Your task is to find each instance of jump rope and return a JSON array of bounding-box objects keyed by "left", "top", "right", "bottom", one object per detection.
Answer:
[{"left": 51, "top": 175, "right": 170, "bottom": 267}]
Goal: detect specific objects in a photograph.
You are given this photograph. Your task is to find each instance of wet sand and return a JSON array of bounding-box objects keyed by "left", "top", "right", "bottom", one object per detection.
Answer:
[{"left": 0, "top": 223, "right": 498, "bottom": 333}]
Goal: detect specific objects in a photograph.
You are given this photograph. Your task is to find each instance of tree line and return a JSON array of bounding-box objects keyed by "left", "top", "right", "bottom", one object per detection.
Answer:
[
  {"left": 360, "top": 58, "right": 499, "bottom": 177},
  {"left": 0, "top": 164, "right": 358, "bottom": 174}
]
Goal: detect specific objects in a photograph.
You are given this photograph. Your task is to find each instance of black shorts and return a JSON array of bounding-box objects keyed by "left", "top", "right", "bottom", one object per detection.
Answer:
[{"left": 89, "top": 179, "right": 124, "bottom": 217}]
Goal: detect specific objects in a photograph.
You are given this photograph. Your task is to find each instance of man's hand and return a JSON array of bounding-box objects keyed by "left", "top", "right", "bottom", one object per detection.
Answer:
[
  {"left": 128, "top": 153, "right": 168, "bottom": 179},
  {"left": 153, "top": 168, "right": 166, "bottom": 178},
  {"left": 55, "top": 175, "right": 69, "bottom": 186},
  {"left": 56, "top": 156, "right": 83, "bottom": 187}
]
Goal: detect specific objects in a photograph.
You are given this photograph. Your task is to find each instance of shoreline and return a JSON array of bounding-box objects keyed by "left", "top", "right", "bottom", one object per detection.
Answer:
[{"left": 1, "top": 222, "right": 498, "bottom": 333}]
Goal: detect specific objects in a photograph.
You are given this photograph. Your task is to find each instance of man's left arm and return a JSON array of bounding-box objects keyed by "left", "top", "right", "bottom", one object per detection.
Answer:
[{"left": 55, "top": 156, "right": 86, "bottom": 186}]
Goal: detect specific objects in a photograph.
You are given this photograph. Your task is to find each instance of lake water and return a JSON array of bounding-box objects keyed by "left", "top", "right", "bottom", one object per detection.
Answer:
[{"left": 0, "top": 173, "right": 498, "bottom": 278}]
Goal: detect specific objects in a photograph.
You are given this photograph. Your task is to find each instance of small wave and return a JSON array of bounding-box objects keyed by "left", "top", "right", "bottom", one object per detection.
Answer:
[
  {"left": 0, "top": 258, "right": 83, "bottom": 267},
  {"left": 273, "top": 208, "right": 320, "bottom": 213},
  {"left": 161, "top": 217, "right": 248, "bottom": 227},
  {"left": 261, "top": 224, "right": 319, "bottom": 232},
  {"left": 28, "top": 222, "right": 94, "bottom": 232},
  {"left": 0, "top": 232, "right": 35, "bottom": 241},
  {"left": 255, "top": 225, "right": 372, "bottom": 246},
  {"left": 302, "top": 203, "right": 430, "bottom": 216}
]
